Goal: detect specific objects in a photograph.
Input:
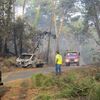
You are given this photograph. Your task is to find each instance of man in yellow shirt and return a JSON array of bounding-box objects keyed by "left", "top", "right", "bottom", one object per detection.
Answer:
[{"left": 55, "top": 51, "right": 62, "bottom": 75}]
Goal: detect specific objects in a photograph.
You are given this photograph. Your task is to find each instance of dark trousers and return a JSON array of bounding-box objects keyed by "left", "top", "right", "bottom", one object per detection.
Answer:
[{"left": 55, "top": 64, "right": 61, "bottom": 74}]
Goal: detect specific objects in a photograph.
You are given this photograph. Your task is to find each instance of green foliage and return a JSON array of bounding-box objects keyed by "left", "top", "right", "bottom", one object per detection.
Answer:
[
  {"left": 30, "top": 0, "right": 51, "bottom": 28},
  {"left": 31, "top": 71, "right": 98, "bottom": 99},
  {"left": 73, "top": 77, "right": 95, "bottom": 96},
  {"left": 33, "top": 6, "right": 41, "bottom": 28},
  {"left": 31, "top": 74, "right": 54, "bottom": 87},
  {"left": 3, "top": 57, "right": 16, "bottom": 67},
  {"left": 15, "top": 0, "right": 25, "bottom": 6},
  {"left": 59, "top": 84, "right": 74, "bottom": 98},
  {"left": 59, "top": 75, "right": 95, "bottom": 98},
  {"left": 64, "top": 72, "right": 77, "bottom": 83},
  {"left": 89, "top": 84, "right": 100, "bottom": 100},
  {"left": 34, "top": 94, "right": 52, "bottom": 100},
  {"left": 95, "top": 73, "right": 100, "bottom": 81}
]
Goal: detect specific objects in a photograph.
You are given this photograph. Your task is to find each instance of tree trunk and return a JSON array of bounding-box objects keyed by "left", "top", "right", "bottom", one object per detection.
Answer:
[
  {"left": 1, "top": 38, "right": 8, "bottom": 56},
  {"left": 13, "top": 1, "right": 18, "bottom": 56},
  {"left": 92, "top": 0, "right": 100, "bottom": 38},
  {"left": 56, "top": 36, "right": 59, "bottom": 51},
  {"left": 46, "top": 32, "right": 51, "bottom": 63},
  {"left": 93, "top": 11, "right": 100, "bottom": 38},
  {"left": 23, "top": 0, "right": 26, "bottom": 16},
  {"left": 51, "top": 0, "right": 59, "bottom": 51},
  {"left": 0, "top": 37, "right": 2, "bottom": 54},
  {"left": 13, "top": 32, "right": 18, "bottom": 56},
  {"left": 51, "top": 0, "right": 65, "bottom": 51},
  {"left": 19, "top": 33, "right": 23, "bottom": 55},
  {"left": 46, "top": 11, "right": 53, "bottom": 64}
]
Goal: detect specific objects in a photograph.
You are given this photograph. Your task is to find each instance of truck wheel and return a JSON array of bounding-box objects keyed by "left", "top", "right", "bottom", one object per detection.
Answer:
[
  {"left": 66, "top": 63, "right": 70, "bottom": 66},
  {"left": 27, "top": 64, "right": 32, "bottom": 68},
  {"left": 77, "top": 62, "right": 79, "bottom": 66},
  {"left": 36, "top": 63, "right": 44, "bottom": 68}
]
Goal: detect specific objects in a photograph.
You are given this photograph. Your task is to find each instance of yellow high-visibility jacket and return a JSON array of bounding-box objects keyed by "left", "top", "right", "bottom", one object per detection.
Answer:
[{"left": 55, "top": 54, "right": 62, "bottom": 64}]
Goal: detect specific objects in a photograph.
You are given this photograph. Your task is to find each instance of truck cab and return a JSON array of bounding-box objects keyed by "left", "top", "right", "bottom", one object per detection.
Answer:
[{"left": 65, "top": 52, "right": 80, "bottom": 66}]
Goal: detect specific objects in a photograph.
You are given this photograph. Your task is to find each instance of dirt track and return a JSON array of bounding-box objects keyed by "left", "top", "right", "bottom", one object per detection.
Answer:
[{"left": 2, "top": 66, "right": 85, "bottom": 83}]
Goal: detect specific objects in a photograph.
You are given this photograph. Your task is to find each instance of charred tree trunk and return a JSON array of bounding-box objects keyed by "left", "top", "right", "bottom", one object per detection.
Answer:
[
  {"left": 1, "top": 38, "right": 6, "bottom": 56},
  {"left": 13, "top": 32, "right": 18, "bottom": 56},
  {"left": 46, "top": 32, "right": 51, "bottom": 63},
  {"left": 0, "top": 37, "right": 2, "bottom": 55},
  {"left": 19, "top": 33, "right": 23, "bottom": 55},
  {"left": 1, "top": 38, "right": 8, "bottom": 56},
  {"left": 12, "top": 0, "right": 18, "bottom": 56}
]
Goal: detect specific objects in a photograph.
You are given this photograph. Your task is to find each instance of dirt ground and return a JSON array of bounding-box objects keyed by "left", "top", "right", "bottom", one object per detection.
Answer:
[{"left": 1, "top": 79, "right": 38, "bottom": 100}]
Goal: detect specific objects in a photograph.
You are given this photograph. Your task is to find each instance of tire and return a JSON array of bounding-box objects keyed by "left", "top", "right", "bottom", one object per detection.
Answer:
[
  {"left": 28, "top": 64, "right": 33, "bottom": 68},
  {"left": 36, "top": 63, "right": 44, "bottom": 68},
  {"left": 66, "top": 63, "right": 70, "bottom": 66},
  {"left": 77, "top": 62, "right": 79, "bottom": 66}
]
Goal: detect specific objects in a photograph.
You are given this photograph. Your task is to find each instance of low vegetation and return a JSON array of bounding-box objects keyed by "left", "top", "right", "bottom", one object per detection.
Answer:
[
  {"left": 1, "top": 67, "right": 100, "bottom": 100},
  {"left": 0, "top": 57, "right": 16, "bottom": 72}
]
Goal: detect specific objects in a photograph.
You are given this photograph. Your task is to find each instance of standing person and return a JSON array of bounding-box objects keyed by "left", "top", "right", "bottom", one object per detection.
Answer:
[{"left": 55, "top": 51, "right": 63, "bottom": 75}]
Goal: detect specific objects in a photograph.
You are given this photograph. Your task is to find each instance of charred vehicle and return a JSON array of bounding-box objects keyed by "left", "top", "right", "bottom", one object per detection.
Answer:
[{"left": 16, "top": 53, "right": 45, "bottom": 68}]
